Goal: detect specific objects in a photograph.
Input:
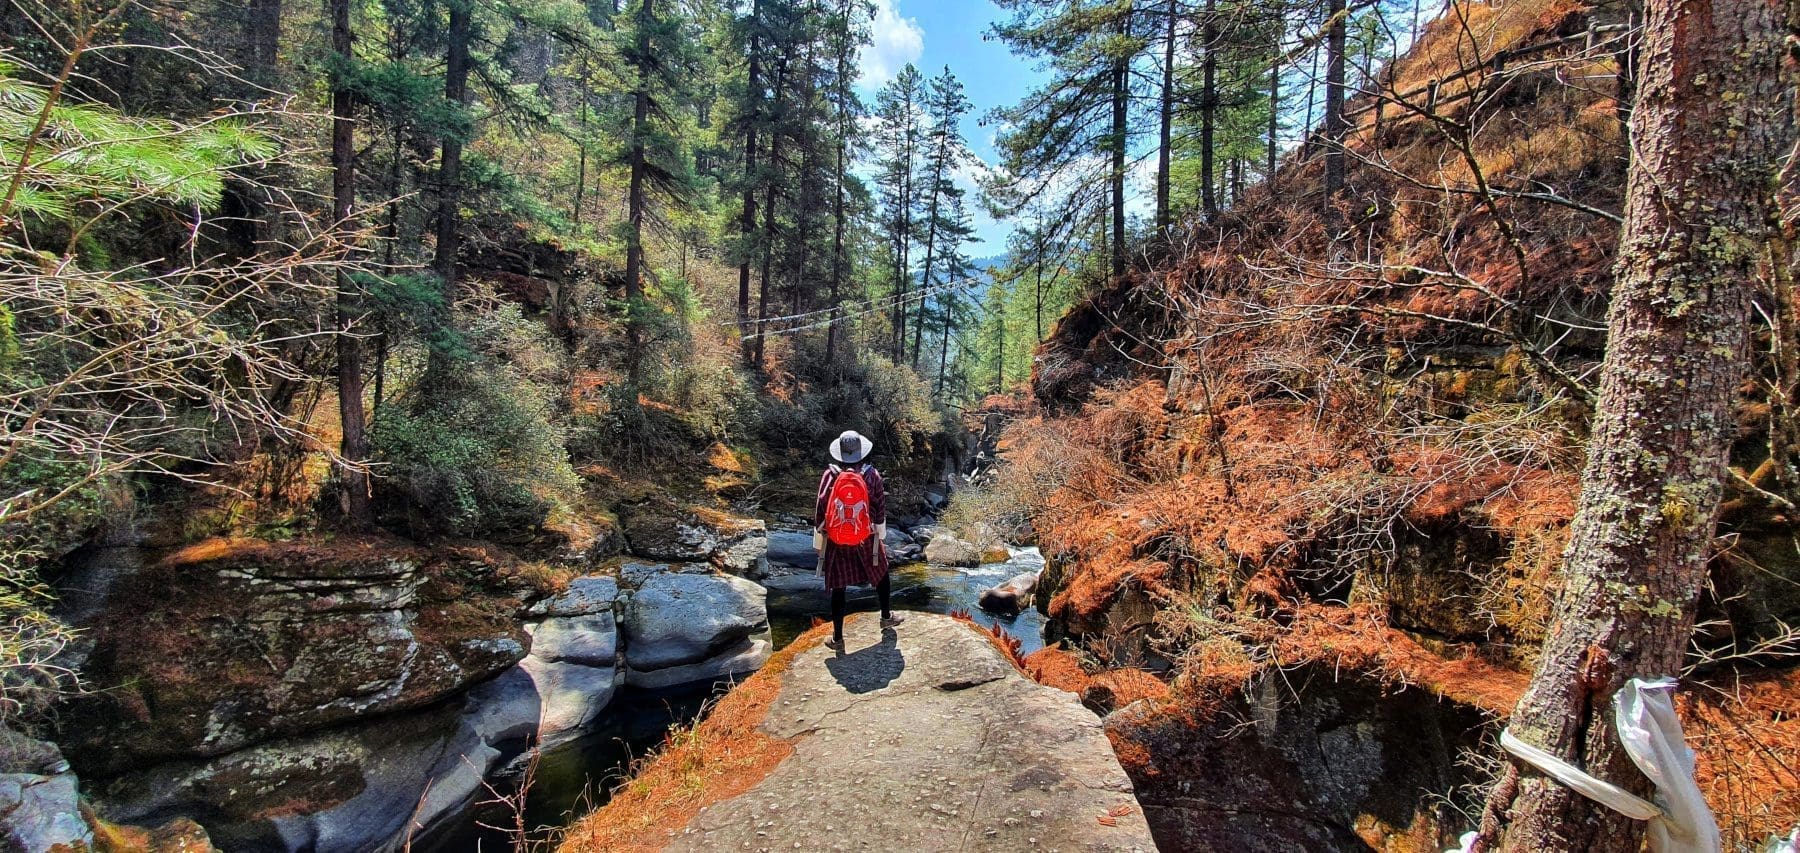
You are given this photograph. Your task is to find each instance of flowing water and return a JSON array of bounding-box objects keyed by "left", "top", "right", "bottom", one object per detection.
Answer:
[
  {"left": 433, "top": 537, "right": 1049, "bottom": 849},
  {"left": 762, "top": 546, "right": 1048, "bottom": 654}
]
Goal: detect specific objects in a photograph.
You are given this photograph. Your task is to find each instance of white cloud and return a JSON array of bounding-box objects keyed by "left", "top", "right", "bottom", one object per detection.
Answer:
[{"left": 859, "top": 0, "right": 924, "bottom": 89}]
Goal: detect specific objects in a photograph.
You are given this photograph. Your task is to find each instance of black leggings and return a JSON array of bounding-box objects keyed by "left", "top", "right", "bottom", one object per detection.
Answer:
[{"left": 831, "top": 573, "right": 892, "bottom": 642}]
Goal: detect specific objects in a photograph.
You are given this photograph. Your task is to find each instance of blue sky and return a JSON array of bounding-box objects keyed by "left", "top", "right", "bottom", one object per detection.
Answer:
[{"left": 855, "top": 0, "right": 1047, "bottom": 253}]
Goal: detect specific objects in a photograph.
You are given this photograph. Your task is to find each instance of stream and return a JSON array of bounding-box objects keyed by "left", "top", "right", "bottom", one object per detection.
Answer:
[{"left": 435, "top": 534, "right": 1048, "bottom": 849}]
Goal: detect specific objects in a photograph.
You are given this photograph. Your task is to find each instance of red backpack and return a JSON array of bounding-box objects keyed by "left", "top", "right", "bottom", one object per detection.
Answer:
[{"left": 823, "top": 465, "right": 873, "bottom": 546}]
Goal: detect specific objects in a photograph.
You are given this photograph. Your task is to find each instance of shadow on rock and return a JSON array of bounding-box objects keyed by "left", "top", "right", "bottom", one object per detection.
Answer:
[{"left": 823, "top": 628, "right": 904, "bottom": 694}]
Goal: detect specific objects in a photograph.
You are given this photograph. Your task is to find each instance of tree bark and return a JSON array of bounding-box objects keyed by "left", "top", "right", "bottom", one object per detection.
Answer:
[
  {"left": 738, "top": 0, "right": 763, "bottom": 360},
  {"left": 1477, "top": 0, "right": 1794, "bottom": 847},
  {"left": 753, "top": 51, "right": 788, "bottom": 370},
  {"left": 329, "top": 0, "right": 372, "bottom": 528},
  {"left": 826, "top": 0, "right": 853, "bottom": 370},
  {"left": 1155, "top": 0, "right": 1177, "bottom": 232},
  {"left": 1110, "top": 9, "right": 1130, "bottom": 281},
  {"left": 1322, "top": 0, "right": 1347, "bottom": 214},
  {"left": 913, "top": 148, "right": 946, "bottom": 369},
  {"left": 1266, "top": 11, "right": 1281, "bottom": 187},
  {"left": 1199, "top": 0, "right": 1217, "bottom": 218},
  {"left": 892, "top": 82, "right": 917, "bottom": 362},
  {"left": 432, "top": 0, "right": 471, "bottom": 375},
  {"left": 622, "top": 0, "right": 654, "bottom": 387}
]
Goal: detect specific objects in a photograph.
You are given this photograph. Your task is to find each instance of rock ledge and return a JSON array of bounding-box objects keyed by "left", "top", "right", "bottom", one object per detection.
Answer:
[{"left": 670, "top": 613, "right": 1156, "bottom": 851}]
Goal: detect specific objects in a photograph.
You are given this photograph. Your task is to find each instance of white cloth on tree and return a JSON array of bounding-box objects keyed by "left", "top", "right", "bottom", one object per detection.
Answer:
[{"left": 1448, "top": 678, "right": 1719, "bottom": 853}]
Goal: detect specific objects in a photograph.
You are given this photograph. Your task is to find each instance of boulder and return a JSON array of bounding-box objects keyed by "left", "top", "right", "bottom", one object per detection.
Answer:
[
  {"left": 619, "top": 561, "right": 711, "bottom": 588},
  {"left": 924, "top": 532, "right": 982, "bottom": 567},
  {"left": 619, "top": 500, "right": 768, "bottom": 578},
  {"left": 714, "top": 524, "right": 770, "bottom": 579},
  {"left": 527, "top": 575, "right": 619, "bottom": 618},
  {"left": 883, "top": 526, "right": 912, "bottom": 554},
  {"left": 978, "top": 570, "right": 1041, "bottom": 616},
  {"left": 622, "top": 573, "right": 769, "bottom": 671},
  {"left": 63, "top": 537, "right": 528, "bottom": 774},
  {"left": 527, "top": 614, "right": 617, "bottom": 666},
  {"left": 516, "top": 573, "right": 622, "bottom": 747},
  {"left": 89, "top": 688, "right": 538, "bottom": 853},
  {"left": 625, "top": 634, "right": 771, "bottom": 691},
  {"left": 517, "top": 656, "right": 618, "bottom": 745},
  {"left": 766, "top": 530, "right": 818, "bottom": 569},
  {"left": 0, "top": 772, "right": 92, "bottom": 852}
]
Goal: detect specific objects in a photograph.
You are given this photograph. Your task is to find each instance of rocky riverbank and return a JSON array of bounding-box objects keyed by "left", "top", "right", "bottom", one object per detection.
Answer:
[{"left": 21, "top": 497, "right": 791, "bottom": 852}]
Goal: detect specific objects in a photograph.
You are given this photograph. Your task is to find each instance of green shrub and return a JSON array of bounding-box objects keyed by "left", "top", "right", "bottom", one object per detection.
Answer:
[
  {"left": 373, "top": 301, "right": 579, "bottom": 538},
  {"left": 0, "top": 451, "right": 106, "bottom": 723}
]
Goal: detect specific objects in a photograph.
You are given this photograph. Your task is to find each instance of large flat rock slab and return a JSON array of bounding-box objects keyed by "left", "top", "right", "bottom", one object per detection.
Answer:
[{"left": 672, "top": 614, "right": 1156, "bottom": 852}]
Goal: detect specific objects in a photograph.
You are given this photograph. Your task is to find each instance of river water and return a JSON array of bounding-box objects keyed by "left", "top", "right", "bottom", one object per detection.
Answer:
[{"left": 440, "top": 540, "right": 1048, "bottom": 849}]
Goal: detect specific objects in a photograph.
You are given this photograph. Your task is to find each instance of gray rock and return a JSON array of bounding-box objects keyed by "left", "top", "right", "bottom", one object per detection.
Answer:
[
  {"left": 979, "top": 570, "right": 1041, "bottom": 615},
  {"left": 0, "top": 731, "right": 66, "bottom": 777},
  {"left": 0, "top": 773, "right": 92, "bottom": 852},
  {"left": 924, "top": 532, "right": 982, "bottom": 567},
  {"left": 667, "top": 614, "right": 1156, "bottom": 852},
  {"left": 527, "top": 613, "right": 618, "bottom": 666},
  {"left": 462, "top": 667, "right": 543, "bottom": 746},
  {"left": 622, "top": 573, "right": 768, "bottom": 671},
  {"left": 619, "top": 561, "right": 710, "bottom": 588},
  {"left": 528, "top": 575, "right": 619, "bottom": 617},
  {"left": 91, "top": 686, "right": 539, "bottom": 853},
  {"left": 883, "top": 526, "right": 912, "bottom": 553},
  {"left": 621, "top": 503, "right": 720, "bottom": 562},
  {"left": 714, "top": 526, "right": 769, "bottom": 579},
  {"left": 625, "top": 634, "right": 771, "bottom": 691},
  {"left": 765, "top": 530, "right": 818, "bottom": 569},
  {"left": 518, "top": 656, "right": 620, "bottom": 746}
]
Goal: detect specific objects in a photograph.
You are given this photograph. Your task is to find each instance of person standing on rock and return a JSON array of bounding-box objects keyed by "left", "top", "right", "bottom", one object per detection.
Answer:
[{"left": 815, "top": 430, "right": 903, "bottom": 650}]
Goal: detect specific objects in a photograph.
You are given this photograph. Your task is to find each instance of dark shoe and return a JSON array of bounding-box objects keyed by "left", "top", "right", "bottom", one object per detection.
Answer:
[
  {"left": 880, "top": 613, "right": 906, "bottom": 628},
  {"left": 825, "top": 637, "right": 844, "bottom": 651}
]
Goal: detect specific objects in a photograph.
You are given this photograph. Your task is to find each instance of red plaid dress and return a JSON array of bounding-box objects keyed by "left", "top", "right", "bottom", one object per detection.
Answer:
[{"left": 815, "top": 462, "right": 889, "bottom": 591}]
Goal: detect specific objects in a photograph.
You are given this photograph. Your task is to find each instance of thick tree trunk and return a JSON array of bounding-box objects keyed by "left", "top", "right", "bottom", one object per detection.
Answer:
[
  {"left": 1266, "top": 13, "right": 1281, "bottom": 186},
  {"left": 329, "top": 0, "right": 372, "bottom": 528},
  {"left": 431, "top": 0, "right": 471, "bottom": 376},
  {"left": 1477, "top": 0, "right": 1793, "bottom": 848},
  {"left": 913, "top": 157, "right": 944, "bottom": 369},
  {"left": 826, "top": 0, "right": 852, "bottom": 370},
  {"left": 1110, "top": 12, "right": 1129, "bottom": 281},
  {"left": 1155, "top": 0, "right": 1176, "bottom": 232},
  {"left": 738, "top": 0, "right": 763, "bottom": 361},
  {"left": 623, "top": 0, "right": 654, "bottom": 387},
  {"left": 1199, "top": 0, "right": 1217, "bottom": 218},
  {"left": 893, "top": 107, "right": 916, "bottom": 361},
  {"left": 753, "top": 54, "right": 786, "bottom": 370},
  {"left": 1322, "top": 0, "right": 1347, "bottom": 211},
  {"left": 574, "top": 56, "right": 589, "bottom": 226}
]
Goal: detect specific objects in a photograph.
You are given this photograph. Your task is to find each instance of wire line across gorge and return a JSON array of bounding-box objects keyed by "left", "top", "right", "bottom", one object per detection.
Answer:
[{"left": 728, "top": 276, "right": 985, "bottom": 341}]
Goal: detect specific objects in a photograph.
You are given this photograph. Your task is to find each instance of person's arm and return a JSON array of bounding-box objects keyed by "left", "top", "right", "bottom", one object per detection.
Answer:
[
  {"left": 813, "top": 467, "right": 833, "bottom": 551},
  {"left": 868, "top": 466, "right": 887, "bottom": 549}
]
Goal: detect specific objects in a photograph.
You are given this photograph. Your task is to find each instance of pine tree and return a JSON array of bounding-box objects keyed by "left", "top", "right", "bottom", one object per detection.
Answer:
[
  {"left": 991, "top": 0, "right": 1149, "bottom": 282},
  {"left": 614, "top": 0, "right": 700, "bottom": 386},
  {"left": 329, "top": 0, "right": 374, "bottom": 528},
  {"left": 910, "top": 66, "right": 972, "bottom": 369},
  {"left": 872, "top": 64, "right": 925, "bottom": 360}
]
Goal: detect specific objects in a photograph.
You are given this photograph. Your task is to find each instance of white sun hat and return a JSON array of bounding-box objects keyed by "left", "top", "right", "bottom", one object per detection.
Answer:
[{"left": 830, "top": 430, "right": 872, "bottom": 464}]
